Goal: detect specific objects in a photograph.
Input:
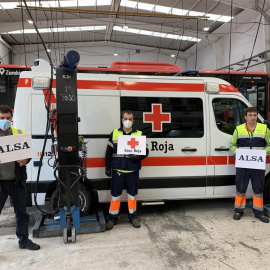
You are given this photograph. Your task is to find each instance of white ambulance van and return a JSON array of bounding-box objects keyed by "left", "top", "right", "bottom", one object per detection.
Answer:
[{"left": 13, "top": 59, "right": 270, "bottom": 212}]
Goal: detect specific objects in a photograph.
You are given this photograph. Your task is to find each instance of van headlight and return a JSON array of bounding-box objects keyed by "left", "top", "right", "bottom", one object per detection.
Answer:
[{"left": 32, "top": 76, "right": 51, "bottom": 90}]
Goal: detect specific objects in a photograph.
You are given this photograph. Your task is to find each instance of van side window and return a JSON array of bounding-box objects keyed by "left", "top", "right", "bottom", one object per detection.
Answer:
[
  {"left": 121, "top": 97, "right": 204, "bottom": 138},
  {"left": 212, "top": 98, "right": 247, "bottom": 135}
]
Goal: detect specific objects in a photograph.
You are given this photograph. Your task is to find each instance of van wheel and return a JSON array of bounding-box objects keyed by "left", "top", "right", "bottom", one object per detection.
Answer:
[
  {"left": 263, "top": 176, "right": 270, "bottom": 204},
  {"left": 50, "top": 184, "right": 92, "bottom": 214}
]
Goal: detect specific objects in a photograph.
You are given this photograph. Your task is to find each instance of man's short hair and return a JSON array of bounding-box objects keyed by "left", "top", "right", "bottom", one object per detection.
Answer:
[
  {"left": 0, "top": 104, "right": 13, "bottom": 117},
  {"left": 244, "top": 107, "right": 258, "bottom": 116},
  {"left": 122, "top": 110, "right": 134, "bottom": 118}
]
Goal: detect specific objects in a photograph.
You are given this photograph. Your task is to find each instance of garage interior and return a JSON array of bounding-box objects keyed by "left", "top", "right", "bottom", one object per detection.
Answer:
[{"left": 0, "top": 1, "right": 270, "bottom": 270}]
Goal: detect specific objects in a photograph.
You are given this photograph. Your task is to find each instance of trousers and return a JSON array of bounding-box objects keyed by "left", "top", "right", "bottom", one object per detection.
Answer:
[
  {"left": 234, "top": 168, "right": 265, "bottom": 216},
  {"left": 109, "top": 170, "right": 139, "bottom": 222},
  {"left": 0, "top": 181, "right": 29, "bottom": 244}
]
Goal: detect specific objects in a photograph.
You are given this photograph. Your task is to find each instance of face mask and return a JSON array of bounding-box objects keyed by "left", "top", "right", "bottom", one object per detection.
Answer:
[
  {"left": 123, "top": 120, "right": 132, "bottom": 129},
  {"left": 0, "top": 119, "right": 11, "bottom": 131}
]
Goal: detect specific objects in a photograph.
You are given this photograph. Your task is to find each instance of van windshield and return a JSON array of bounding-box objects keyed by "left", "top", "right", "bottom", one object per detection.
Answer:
[{"left": 213, "top": 98, "right": 248, "bottom": 135}]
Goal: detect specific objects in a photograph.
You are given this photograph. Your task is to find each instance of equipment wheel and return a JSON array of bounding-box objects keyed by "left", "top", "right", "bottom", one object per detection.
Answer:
[
  {"left": 50, "top": 183, "right": 92, "bottom": 213},
  {"left": 63, "top": 228, "right": 68, "bottom": 244},
  {"left": 71, "top": 228, "right": 76, "bottom": 243}
]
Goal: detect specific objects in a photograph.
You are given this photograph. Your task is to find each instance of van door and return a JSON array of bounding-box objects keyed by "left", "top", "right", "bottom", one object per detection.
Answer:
[
  {"left": 120, "top": 77, "right": 207, "bottom": 200},
  {"left": 208, "top": 94, "right": 252, "bottom": 196}
]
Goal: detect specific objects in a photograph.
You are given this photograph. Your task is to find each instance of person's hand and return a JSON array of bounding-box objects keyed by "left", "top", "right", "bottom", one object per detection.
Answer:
[
  {"left": 128, "top": 154, "right": 139, "bottom": 161},
  {"left": 17, "top": 159, "right": 27, "bottom": 166},
  {"left": 105, "top": 169, "right": 112, "bottom": 177}
]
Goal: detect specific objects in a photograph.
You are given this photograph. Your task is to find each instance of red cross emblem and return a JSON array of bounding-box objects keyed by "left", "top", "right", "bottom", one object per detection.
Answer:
[
  {"left": 127, "top": 137, "right": 139, "bottom": 149},
  {"left": 143, "top": 104, "right": 171, "bottom": 132}
]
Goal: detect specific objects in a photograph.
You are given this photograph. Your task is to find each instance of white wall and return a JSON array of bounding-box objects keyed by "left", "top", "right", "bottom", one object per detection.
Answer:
[
  {"left": 187, "top": 43, "right": 216, "bottom": 70},
  {"left": 11, "top": 41, "right": 187, "bottom": 70},
  {"left": 0, "top": 37, "right": 10, "bottom": 64},
  {"left": 187, "top": 9, "right": 268, "bottom": 72}
]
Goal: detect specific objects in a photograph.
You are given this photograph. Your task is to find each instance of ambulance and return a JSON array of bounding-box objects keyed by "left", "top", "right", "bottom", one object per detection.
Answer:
[{"left": 13, "top": 59, "right": 270, "bottom": 212}]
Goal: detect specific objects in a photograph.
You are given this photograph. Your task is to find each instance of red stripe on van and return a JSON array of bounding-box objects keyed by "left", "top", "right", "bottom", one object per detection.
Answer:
[
  {"left": 18, "top": 78, "right": 31, "bottom": 87},
  {"left": 86, "top": 155, "right": 270, "bottom": 168},
  {"left": 39, "top": 80, "right": 119, "bottom": 90},
  {"left": 120, "top": 82, "right": 205, "bottom": 92},
  {"left": 77, "top": 80, "right": 120, "bottom": 90},
  {"left": 228, "top": 156, "right": 235, "bottom": 164},
  {"left": 219, "top": 84, "right": 238, "bottom": 93},
  {"left": 207, "top": 156, "right": 227, "bottom": 165},
  {"left": 17, "top": 78, "right": 239, "bottom": 94},
  {"left": 86, "top": 156, "right": 208, "bottom": 168}
]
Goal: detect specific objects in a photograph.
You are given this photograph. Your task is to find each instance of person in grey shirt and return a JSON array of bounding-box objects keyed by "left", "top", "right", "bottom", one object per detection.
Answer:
[{"left": 0, "top": 104, "right": 40, "bottom": 250}]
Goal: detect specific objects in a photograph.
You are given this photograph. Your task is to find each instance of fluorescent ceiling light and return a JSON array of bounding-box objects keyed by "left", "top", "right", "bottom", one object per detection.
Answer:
[
  {"left": 7, "top": 26, "right": 106, "bottom": 34},
  {"left": 0, "top": 0, "right": 112, "bottom": 10},
  {"left": 155, "top": 6, "right": 171, "bottom": 14},
  {"left": 203, "top": 27, "right": 210, "bottom": 31},
  {"left": 114, "top": 26, "right": 201, "bottom": 42},
  {"left": 113, "top": 52, "right": 118, "bottom": 56},
  {"left": 121, "top": 1, "right": 233, "bottom": 22},
  {"left": 170, "top": 54, "right": 176, "bottom": 58},
  {"left": 26, "top": 19, "right": 33, "bottom": 24}
]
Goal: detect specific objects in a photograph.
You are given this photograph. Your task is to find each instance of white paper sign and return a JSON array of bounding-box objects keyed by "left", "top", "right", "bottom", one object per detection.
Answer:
[
  {"left": 0, "top": 133, "right": 33, "bottom": 164},
  {"left": 235, "top": 149, "right": 266, "bottom": 170},
  {"left": 117, "top": 135, "right": 146, "bottom": 155}
]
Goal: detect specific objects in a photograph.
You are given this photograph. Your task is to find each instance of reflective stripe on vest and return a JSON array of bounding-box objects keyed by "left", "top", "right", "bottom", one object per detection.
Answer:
[
  {"left": 236, "top": 123, "right": 267, "bottom": 149},
  {"left": 11, "top": 126, "right": 25, "bottom": 135}
]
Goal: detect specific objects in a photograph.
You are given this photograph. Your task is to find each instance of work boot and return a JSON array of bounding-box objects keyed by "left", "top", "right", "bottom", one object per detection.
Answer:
[
  {"left": 19, "top": 239, "right": 40, "bottom": 251},
  {"left": 233, "top": 212, "right": 243, "bottom": 220},
  {"left": 255, "top": 215, "right": 269, "bottom": 223},
  {"left": 106, "top": 221, "right": 115, "bottom": 230},
  {"left": 130, "top": 219, "right": 141, "bottom": 228}
]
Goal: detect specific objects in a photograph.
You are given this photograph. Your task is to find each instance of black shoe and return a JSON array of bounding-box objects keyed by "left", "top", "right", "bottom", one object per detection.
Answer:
[
  {"left": 106, "top": 221, "right": 115, "bottom": 230},
  {"left": 233, "top": 212, "right": 243, "bottom": 220},
  {"left": 19, "top": 240, "right": 40, "bottom": 251},
  {"left": 255, "top": 215, "right": 269, "bottom": 223},
  {"left": 130, "top": 219, "right": 141, "bottom": 228}
]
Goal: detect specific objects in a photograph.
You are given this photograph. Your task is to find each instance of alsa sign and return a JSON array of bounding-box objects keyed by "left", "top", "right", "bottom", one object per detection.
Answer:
[
  {"left": 235, "top": 149, "right": 266, "bottom": 170},
  {"left": 0, "top": 133, "right": 33, "bottom": 164}
]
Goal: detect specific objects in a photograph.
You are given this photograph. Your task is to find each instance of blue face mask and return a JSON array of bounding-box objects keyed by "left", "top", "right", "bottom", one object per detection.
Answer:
[{"left": 0, "top": 119, "right": 11, "bottom": 131}]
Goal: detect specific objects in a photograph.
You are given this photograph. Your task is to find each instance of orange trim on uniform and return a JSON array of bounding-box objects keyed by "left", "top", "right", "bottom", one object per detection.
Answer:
[
  {"left": 245, "top": 123, "right": 255, "bottom": 133},
  {"left": 235, "top": 194, "right": 246, "bottom": 207},
  {"left": 127, "top": 197, "right": 137, "bottom": 211},
  {"left": 253, "top": 195, "right": 263, "bottom": 208},
  {"left": 110, "top": 199, "right": 121, "bottom": 212}
]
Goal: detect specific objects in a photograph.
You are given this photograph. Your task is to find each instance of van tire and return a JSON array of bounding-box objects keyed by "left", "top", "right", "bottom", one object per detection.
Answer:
[
  {"left": 263, "top": 176, "right": 270, "bottom": 204},
  {"left": 49, "top": 183, "right": 92, "bottom": 214}
]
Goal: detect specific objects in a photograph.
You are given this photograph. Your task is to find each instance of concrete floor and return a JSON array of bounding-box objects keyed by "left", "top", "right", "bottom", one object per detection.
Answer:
[{"left": 0, "top": 199, "right": 269, "bottom": 270}]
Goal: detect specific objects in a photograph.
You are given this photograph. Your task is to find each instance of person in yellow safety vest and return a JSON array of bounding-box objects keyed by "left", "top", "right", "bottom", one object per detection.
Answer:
[
  {"left": 230, "top": 107, "right": 270, "bottom": 223},
  {"left": 0, "top": 104, "right": 40, "bottom": 250},
  {"left": 105, "top": 110, "right": 149, "bottom": 230}
]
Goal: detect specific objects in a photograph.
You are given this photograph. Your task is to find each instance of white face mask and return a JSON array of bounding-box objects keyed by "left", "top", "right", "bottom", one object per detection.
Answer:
[{"left": 123, "top": 120, "right": 132, "bottom": 129}]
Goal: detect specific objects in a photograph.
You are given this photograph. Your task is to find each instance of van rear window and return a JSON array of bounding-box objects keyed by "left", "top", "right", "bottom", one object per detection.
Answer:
[{"left": 121, "top": 97, "right": 204, "bottom": 138}]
